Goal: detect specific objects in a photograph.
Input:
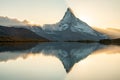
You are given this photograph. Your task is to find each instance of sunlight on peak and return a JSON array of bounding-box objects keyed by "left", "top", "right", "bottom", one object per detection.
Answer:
[{"left": 67, "top": 0, "right": 120, "bottom": 29}]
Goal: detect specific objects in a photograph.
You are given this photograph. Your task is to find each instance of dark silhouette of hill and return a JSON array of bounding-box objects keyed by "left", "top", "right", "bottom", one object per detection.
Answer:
[
  {"left": 0, "top": 25, "right": 49, "bottom": 42},
  {"left": 99, "top": 38, "right": 120, "bottom": 45}
]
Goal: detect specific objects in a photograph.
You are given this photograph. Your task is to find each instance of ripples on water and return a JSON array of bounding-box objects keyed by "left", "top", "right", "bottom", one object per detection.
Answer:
[{"left": 0, "top": 42, "right": 120, "bottom": 80}]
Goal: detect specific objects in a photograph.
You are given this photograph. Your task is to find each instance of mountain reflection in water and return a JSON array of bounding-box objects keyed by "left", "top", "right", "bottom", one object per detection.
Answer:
[
  {"left": 0, "top": 42, "right": 104, "bottom": 72},
  {"left": 0, "top": 42, "right": 120, "bottom": 80}
]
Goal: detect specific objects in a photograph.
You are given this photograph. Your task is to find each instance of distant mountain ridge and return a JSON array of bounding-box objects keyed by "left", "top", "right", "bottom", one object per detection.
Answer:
[
  {"left": 0, "top": 8, "right": 109, "bottom": 41},
  {"left": 0, "top": 16, "right": 29, "bottom": 26},
  {"left": 0, "top": 25, "right": 49, "bottom": 42}
]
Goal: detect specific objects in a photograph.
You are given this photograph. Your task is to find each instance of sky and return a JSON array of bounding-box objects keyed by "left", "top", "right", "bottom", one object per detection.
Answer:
[
  {"left": 0, "top": 0, "right": 120, "bottom": 29},
  {"left": 67, "top": 0, "right": 120, "bottom": 29},
  {"left": 0, "top": 0, "right": 67, "bottom": 25}
]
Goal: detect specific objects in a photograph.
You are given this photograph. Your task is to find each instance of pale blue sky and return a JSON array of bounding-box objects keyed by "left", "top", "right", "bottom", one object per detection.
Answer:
[
  {"left": 0, "top": 0, "right": 67, "bottom": 25},
  {"left": 0, "top": 0, "right": 120, "bottom": 28}
]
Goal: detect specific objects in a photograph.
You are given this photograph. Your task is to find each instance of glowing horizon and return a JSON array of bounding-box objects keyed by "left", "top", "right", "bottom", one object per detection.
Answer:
[{"left": 66, "top": 0, "right": 120, "bottom": 29}]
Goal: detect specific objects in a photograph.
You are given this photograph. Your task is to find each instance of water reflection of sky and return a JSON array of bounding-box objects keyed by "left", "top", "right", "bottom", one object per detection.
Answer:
[
  {"left": 0, "top": 44, "right": 120, "bottom": 80},
  {"left": 66, "top": 45, "right": 120, "bottom": 80},
  {"left": 0, "top": 54, "right": 66, "bottom": 80}
]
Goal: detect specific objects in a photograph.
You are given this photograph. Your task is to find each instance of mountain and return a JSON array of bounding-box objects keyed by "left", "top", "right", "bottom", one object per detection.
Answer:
[
  {"left": 0, "top": 8, "right": 108, "bottom": 41},
  {"left": 0, "top": 16, "right": 28, "bottom": 26},
  {"left": 0, "top": 25, "right": 49, "bottom": 41},
  {"left": 33, "top": 8, "right": 108, "bottom": 41}
]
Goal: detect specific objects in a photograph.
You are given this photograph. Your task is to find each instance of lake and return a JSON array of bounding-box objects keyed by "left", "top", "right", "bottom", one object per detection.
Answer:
[{"left": 0, "top": 42, "right": 120, "bottom": 80}]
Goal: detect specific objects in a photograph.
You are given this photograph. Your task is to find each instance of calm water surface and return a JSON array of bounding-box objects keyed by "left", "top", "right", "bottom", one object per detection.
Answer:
[{"left": 0, "top": 42, "right": 120, "bottom": 80}]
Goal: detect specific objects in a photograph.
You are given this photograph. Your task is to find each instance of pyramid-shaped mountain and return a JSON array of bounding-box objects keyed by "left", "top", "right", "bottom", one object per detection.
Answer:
[
  {"left": 59, "top": 8, "right": 99, "bottom": 33},
  {"left": 40, "top": 8, "right": 108, "bottom": 41}
]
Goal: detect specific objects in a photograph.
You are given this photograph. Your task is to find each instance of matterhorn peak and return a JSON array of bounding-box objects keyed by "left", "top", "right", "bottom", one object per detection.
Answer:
[
  {"left": 65, "top": 8, "right": 75, "bottom": 16},
  {"left": 61, "top": 8, "right": 76, "bottom": 23},
  {"left": 27, "top": 7, "right": 109, "bottom": 41}
]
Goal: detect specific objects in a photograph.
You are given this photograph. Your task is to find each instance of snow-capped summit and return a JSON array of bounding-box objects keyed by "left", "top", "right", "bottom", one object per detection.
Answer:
[
  {"left": 60, "top": 8, "right": 76, "bottom": 23},
  {"left": 41, "top": 8, "right": 109, "bottom": 41},
  {"left": 57, "top": 8, "right": 99, "bottom": 35}
]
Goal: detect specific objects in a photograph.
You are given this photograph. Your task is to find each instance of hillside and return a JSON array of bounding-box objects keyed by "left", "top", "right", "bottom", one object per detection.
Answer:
[{"left": 0, "top": 25, "right": 49, "bottom": 42}]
